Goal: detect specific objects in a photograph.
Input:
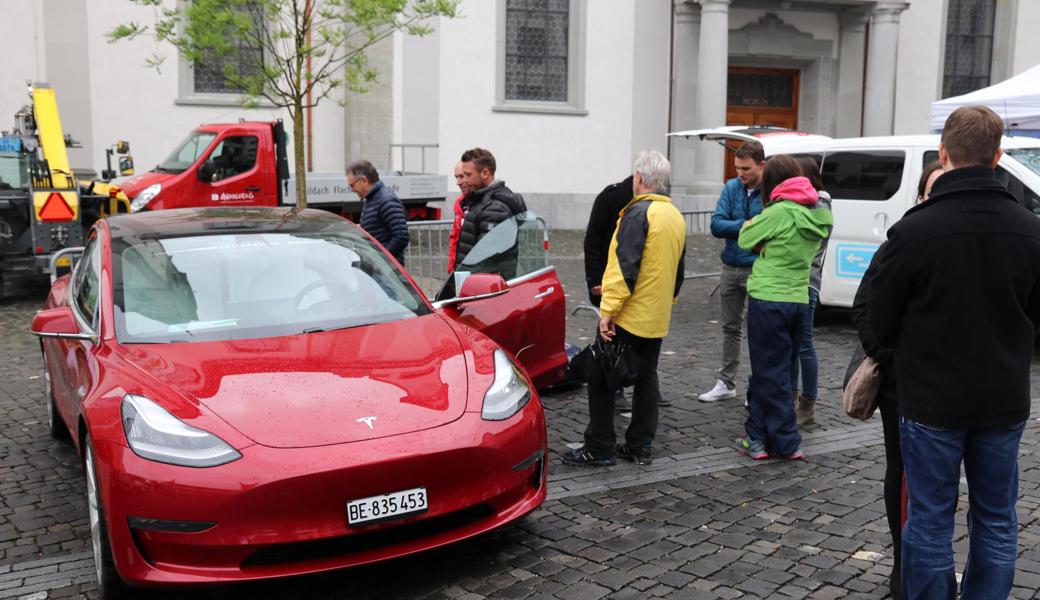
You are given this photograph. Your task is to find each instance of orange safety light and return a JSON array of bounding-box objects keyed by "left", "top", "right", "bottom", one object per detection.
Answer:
[{"left": 39, "top": 192, "right": 76, "bottom": 222}]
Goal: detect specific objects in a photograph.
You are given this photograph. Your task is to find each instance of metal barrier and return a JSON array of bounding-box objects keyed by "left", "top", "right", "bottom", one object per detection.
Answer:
[
  {"left": 404, "top": 215, "right": 551, "bottom": 299},
  {"left": 681, "top": 210, "right": 722, "bottom": 281}
]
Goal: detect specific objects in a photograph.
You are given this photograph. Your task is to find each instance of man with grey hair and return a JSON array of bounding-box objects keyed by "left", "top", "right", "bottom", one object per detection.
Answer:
[
  {"left": 562, "top": 150, "right": 686, "bottom": 467},
  {"left": 348, "top": 160, "right": 409, "bottom": 264}
]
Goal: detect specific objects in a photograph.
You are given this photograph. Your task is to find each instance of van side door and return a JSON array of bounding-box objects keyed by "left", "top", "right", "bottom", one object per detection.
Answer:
[{"left": 818, "top": 148, "right": 909, "bottom": 307}]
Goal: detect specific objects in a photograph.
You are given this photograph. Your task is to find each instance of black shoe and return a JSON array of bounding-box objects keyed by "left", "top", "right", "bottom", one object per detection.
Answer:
[
  {"left": 657, "top": 395, "right": 672, "bottom": 407},
  {"left": 560, "top": 446, "right": 616, "bottom": 467},
  {"left": 616, "top": 442, "right": 652, "bottom": 465},
  {"left": 614, "top": 388, "right": 632, "bottom": 412}
]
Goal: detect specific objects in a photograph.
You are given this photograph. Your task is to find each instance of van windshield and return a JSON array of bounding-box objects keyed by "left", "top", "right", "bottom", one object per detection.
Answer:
[
  {"left": 1006, "top": 148, "right": 1040, "bottom": 179},
  {"left": 156, "top": 132, "right": 217, "bottom": 174}
]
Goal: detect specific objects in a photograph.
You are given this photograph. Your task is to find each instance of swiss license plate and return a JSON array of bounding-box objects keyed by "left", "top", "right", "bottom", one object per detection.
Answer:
[{"left": 347, "top": 487, "right": 427, "bottom": 526}]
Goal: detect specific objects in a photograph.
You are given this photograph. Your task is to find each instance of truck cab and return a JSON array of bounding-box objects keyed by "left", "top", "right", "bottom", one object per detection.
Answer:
[{"left": 120, "top": 121, "right": 286, "bottom": 212}]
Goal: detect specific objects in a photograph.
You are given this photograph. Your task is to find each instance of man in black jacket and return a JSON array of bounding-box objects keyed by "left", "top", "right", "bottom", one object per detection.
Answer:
[
  {"left": 867, "top": 106, "right": 1040, "bottom": 599},
  {"left": 584, "top": 176, "right": 633, "bottom": 307},
  {"left": 453, "top": 148, "right": 527, "bottom": 271},
  {"left": 349, "top": 160, "right": 409, "bottom": 264}
]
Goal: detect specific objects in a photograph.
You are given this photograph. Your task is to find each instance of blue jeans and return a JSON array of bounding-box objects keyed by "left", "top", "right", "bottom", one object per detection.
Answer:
[
  {"left": 789, "top": 287, "right": 818, "bottom": 401},
  {"left": 900, "top": 418, "right": 1025, "bottom": 600},
  {"left": 745, "top": 298, "right": 803, "bottom": 456}
]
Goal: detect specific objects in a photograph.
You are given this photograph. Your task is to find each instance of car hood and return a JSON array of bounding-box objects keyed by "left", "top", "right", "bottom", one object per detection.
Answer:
[
  {"left": 117, "top": 314, "right": 470, "bottom": 448},
  {"left": 116, "top": 171, "right": 176, "bottom": 197}
]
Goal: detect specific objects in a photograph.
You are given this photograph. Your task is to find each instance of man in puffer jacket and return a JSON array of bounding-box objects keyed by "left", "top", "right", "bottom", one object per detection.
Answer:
[
  {"left": 453, "top": 148, "right": 527, "bottom": 271},
  {"left": 734, "top": 155, "right": 832, "bottom": 462},
  {"left": 349, "top": 160, "right": 409, "bottom": 264}
]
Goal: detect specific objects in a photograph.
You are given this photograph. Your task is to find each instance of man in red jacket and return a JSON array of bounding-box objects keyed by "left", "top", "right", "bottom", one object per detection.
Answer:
[{"left": 447, "top": 162, "right": 469, "bottom": 274}]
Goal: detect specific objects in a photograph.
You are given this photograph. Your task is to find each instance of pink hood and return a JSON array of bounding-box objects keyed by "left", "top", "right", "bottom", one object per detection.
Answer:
[{"left": 770, "top": 176, "right": 819, "bottom": 206}]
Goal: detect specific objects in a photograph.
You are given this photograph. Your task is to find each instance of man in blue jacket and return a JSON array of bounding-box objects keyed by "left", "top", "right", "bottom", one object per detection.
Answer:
[
  {"left": 348, "top": 160, "right": 410, "bottom": 264},
  {"left": 698, "top": 141, "right": 765, "bottom": 402}
]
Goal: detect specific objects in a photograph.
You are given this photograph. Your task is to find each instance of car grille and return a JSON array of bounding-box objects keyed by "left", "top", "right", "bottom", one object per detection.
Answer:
[{"left": 240, "top": 503, "right": 496, "bottom": 568}]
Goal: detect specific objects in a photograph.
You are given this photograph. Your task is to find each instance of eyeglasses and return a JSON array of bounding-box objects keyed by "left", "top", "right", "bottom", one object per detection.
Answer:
[{"left": 347, "top": 177, "right": 365, "bottom": 191}]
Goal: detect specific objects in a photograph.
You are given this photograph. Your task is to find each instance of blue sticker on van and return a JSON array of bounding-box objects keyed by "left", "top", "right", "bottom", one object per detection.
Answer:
[{"left": 834, "top": 244, "right": 878, "bottom": 279}]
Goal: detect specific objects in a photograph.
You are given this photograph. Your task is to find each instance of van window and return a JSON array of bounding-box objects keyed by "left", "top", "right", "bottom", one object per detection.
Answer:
[
  {"left": 923, "top": 151, "right": 938, "bottom": 167},
  {"left": 821, "top": 151, "right": 905, "bottom": 200},
  {"left": 209, "top": 136, "right": 259, "bottom": 181},
  {"left": 995, "top": 167, "right": 1040, "bottom": 215}
]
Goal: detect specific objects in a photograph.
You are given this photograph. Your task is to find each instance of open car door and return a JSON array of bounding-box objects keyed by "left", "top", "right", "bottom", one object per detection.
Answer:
[{"left": 434, "top": 212, "right": 567, "bottom": 390}]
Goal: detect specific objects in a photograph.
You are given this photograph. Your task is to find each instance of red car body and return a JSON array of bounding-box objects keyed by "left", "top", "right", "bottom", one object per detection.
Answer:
[{"left": 33, "top": 208, "right": 564, "bottom": 592}]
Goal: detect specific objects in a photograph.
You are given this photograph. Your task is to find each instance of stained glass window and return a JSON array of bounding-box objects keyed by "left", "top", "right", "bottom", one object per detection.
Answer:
[
  {"left": 942, "top": 0, "right": 996, "bottom": 98},
  {"left": 505, "top": 0, "right": 569, "bottom": 102}
]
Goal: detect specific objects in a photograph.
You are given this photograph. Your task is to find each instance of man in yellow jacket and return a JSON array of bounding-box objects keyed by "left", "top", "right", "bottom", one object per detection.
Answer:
[{"left": 562, "top": 150, "right": 687, "bottom": 467}]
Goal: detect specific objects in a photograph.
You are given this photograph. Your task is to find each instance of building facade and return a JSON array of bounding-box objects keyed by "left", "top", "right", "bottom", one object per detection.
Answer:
[{"left": 3, "top": 0, "right": 1039, "bottom": 228}]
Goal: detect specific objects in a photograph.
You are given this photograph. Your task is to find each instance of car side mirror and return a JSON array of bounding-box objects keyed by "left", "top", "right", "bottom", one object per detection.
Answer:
[
  {"left": 432, "top": 273, "right": 509, "bottom": 309},
  {"left": 197, "top": 160, "right": 215, "bottom": 183},
  {"left": 459, "top": 273, "right": 508, "bottom": 297},
  {"left": 30, "top": 306, "right": 97, "bottom": 343}
]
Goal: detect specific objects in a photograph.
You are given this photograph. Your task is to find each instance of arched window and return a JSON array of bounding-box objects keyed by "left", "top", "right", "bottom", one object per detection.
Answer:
[{"left": 942, "top": 0, "right": 996, "bottom": 98}]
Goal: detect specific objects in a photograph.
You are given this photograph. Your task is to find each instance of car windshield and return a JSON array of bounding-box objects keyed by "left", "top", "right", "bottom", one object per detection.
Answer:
[
  {"left": 1006, "top": 148, "right": 1040, "bottom": 179},
  {"left": 0, "top": 153, "right": 27, "bottom": 190},
  {"left": 112, "top": 229, "right": 430, "bottom": 343},
  {"left": 156, "top": 131, "right": 216, "bottom": 174},
  {"left": 436, "top": 211, "right": 548, "bottom": 300}
]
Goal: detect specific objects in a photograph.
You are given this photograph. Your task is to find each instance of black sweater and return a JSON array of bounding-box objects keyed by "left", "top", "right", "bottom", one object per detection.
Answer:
[
  {"left": 866, "top": 166, "right": 1040, "bottom": 428},
  {"left": 583, "top": 177, "right": 634, "bottom": 305}
]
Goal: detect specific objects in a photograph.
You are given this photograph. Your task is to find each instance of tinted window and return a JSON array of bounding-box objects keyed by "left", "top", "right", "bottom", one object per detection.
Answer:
[
  {"left": 73, "top": 238, "right": 100, "bottom": 328},
  {"left": 209, "top": 136, "right": 259, "bottom": 181},
  {"left": 821, "top": 151, "right": 906, "bottom": 200},
  {"left": 996, "top": 167, "right": 1040, "bottom": 215},
  {"left": 112, "top": 229, "right": 430, "bottom": 344},
  {"left": 923, "top": 150, "right": 939, "bottom": 167}
]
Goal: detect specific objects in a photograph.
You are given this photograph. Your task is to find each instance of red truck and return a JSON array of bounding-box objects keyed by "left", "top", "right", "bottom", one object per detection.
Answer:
[{"left": 116, "top": 121, "right": 445, "bottom": 218}]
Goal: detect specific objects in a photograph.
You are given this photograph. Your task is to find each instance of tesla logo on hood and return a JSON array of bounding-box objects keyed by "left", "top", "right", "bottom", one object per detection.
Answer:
[{"left": 357, "top": 416, "right": 377, "bottom": 430}]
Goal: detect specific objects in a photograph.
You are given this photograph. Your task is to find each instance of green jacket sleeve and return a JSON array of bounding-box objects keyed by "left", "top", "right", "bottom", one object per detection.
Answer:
[{"left": 737, "top": 206, "right": 779, "bottom": 251}]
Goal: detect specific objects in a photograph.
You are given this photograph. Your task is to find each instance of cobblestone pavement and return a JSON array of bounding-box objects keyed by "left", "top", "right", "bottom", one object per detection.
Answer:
[{"left": 3, "top": 231, "right": 1040, "bottom": 599}]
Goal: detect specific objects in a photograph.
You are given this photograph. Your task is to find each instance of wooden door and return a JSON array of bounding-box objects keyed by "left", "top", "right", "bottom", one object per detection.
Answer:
[{"left": 724, "top": 67, "right": 800, "bottom": 180}]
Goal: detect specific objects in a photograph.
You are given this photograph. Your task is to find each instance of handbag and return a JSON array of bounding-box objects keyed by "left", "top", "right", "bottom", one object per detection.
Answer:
[
  {"left": 842, "top": 344, "right": 881, "bottom": 420},
  {"left": 567, "top": 336, "right": 641, "bottom": 388}
]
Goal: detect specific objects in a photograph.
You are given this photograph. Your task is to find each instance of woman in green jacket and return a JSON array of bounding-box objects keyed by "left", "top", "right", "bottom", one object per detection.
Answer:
[{"left": 734, "top": 155, "right": 833, "bottom": 460}]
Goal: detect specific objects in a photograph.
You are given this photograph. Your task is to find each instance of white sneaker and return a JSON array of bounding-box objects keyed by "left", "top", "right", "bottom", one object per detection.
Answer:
[{"left": 699, "top": 379, "right": 737, "bottom": 402}]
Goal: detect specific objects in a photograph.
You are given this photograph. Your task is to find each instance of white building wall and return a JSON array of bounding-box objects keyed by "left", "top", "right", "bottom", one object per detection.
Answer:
[
  {"left": 0, "top": 1, "right": 45, "bottom": 133},
  {"left": 1011, "top": 0, "right": 1040, "bottom": 75},
  {"left": 630, "top": 1, "right": 671, "bottom": 162},
  {"left": 893, "top": 0, "right": 944, "bottom": 134}
]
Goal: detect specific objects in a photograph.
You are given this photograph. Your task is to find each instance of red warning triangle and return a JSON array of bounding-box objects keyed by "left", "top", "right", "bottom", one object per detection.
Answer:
[{"left": 39, "top": 192, "right": 76, "bottom": 221}]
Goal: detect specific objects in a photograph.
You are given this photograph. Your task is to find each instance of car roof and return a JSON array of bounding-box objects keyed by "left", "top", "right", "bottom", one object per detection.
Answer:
[
  {"left": 106, "top": 207, "right": 351, "bottom": 245},
  {"left": 669, "top": 127, "right": 1040, "bottom": 155}
]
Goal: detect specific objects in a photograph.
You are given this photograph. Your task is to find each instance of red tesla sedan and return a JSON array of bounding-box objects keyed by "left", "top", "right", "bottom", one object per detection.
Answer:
[{"left": 32, "top": 207, "right": 566, "bottom": 597}]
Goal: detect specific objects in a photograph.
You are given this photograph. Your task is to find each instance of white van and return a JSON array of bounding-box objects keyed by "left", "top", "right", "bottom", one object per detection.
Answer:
[{"left": 671, "top": 128, "right": 1040, "bottom": 307}]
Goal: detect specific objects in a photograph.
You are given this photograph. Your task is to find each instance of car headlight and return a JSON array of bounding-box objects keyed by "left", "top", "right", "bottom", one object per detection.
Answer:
[
  {"left": 481, "top": 349, "right": 532, "bottom": 421},
  {"left": 121, "top": 394, "right": 241, "bottom": 467},
  {"left": 130, "top": 184, "right": 161, "bottom": 212}
]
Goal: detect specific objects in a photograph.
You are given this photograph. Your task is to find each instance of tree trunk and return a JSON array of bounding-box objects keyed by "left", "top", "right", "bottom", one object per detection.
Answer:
[{"left": 293, "top": 99, "right": 307, "bottom": 209}]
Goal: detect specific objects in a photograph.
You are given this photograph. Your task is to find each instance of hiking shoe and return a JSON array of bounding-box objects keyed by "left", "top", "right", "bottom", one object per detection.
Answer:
[
  {"left": 735, "top": 436, "right": 769, "bottom": 460},
  {"left": 615, "top": 388, "right": 632, "bottom": 412},
  {"left": 782, "top": 448, "right": 806, "bottom": 461},
  {"left": 616, "top": 443, "right": 653, "bottom": 465},
  {"left": 699, "top": 379, "right": 737, "bottom": 402},
  {"left": 796, "top": 394, "right": 816, "bottom": 426},
  {"left": 560, "top": 446, "right": 616, "bottom": 467}
]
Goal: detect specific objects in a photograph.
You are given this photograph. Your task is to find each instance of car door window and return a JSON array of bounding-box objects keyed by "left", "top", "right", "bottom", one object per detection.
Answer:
[
  {"left": 437, "top": 211, "right": 548, "bottom": 299},
  {"left": 821, "top": 151, "right": 906, "bottom": 200},
  {"left": 208, "top": 136, "right": 258, "bottom": 181},
  {"left": 995, "top": 167, "right": 1040, "bottom": 214},
  {"left": 72, "top": 238, "right": 101, "bottom": 329}
]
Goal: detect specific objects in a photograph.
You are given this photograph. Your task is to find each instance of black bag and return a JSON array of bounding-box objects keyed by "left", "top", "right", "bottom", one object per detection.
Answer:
[{"left": 567, "top": 336, "right": 641, "bottom": 388}]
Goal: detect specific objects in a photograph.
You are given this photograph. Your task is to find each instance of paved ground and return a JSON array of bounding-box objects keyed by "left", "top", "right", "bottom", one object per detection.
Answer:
[{"left": 3, "top": 230, "right": 1040, "bottom": 599}]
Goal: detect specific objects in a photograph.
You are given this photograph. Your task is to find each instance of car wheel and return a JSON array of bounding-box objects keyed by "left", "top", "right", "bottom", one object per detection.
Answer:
[
  {"left": 84, "top": 436, "right": 131, "bottom": 599},
  {"left": 45, "top": 371, "right": 69, "bottom": 439}
]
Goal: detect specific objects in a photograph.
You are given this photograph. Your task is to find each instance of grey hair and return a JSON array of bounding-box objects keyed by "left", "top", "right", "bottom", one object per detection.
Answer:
[
  {"left": 633, "top": 150, "right": 670, "bottom": 194},
  {"left": 347, "top": 159, "right": 380, "bottom": 183}
]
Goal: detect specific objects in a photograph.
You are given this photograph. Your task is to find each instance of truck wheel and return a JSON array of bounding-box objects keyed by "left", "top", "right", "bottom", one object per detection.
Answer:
[
  {"left": 84, "top": 436, "right": 132, "bottom": 599},
  {"left": 44, "top": 371, "right": 69, "bottom": 439}
]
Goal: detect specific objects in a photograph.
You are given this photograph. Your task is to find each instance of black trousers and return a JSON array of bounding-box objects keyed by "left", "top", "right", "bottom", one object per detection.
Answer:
[
  {"left": 878, "top": 390, "right": 904, "bottom": 570},
  {"left": 583, "top": 326, "right": 662, "bottom": 456}
]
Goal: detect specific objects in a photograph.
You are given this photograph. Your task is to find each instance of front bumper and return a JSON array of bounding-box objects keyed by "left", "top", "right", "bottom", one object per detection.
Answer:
[{"left": 92, "top": 407, "right": 547, "bottom": 586}]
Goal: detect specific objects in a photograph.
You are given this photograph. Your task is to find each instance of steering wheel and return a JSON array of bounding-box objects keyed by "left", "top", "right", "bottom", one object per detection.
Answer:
[{"left": 294, "top": 280, "right": 350, "bottom": 314}]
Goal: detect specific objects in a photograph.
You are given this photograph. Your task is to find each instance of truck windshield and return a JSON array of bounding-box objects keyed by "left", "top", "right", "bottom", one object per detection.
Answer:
[
  {"left": 1007, "top": 148, "right": 1040, "bottom": 179},
  {"left": 112, "top": 229, "right": 430, "bottom": 343},
  {"left": 157, "top": 131, "right": 217, "bottom": 174}
]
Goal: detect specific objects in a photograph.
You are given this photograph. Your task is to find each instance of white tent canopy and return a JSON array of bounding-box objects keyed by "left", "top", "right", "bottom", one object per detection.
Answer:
[{"left": 931, "top": 64, "right": 1040, "bottom": 133}]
